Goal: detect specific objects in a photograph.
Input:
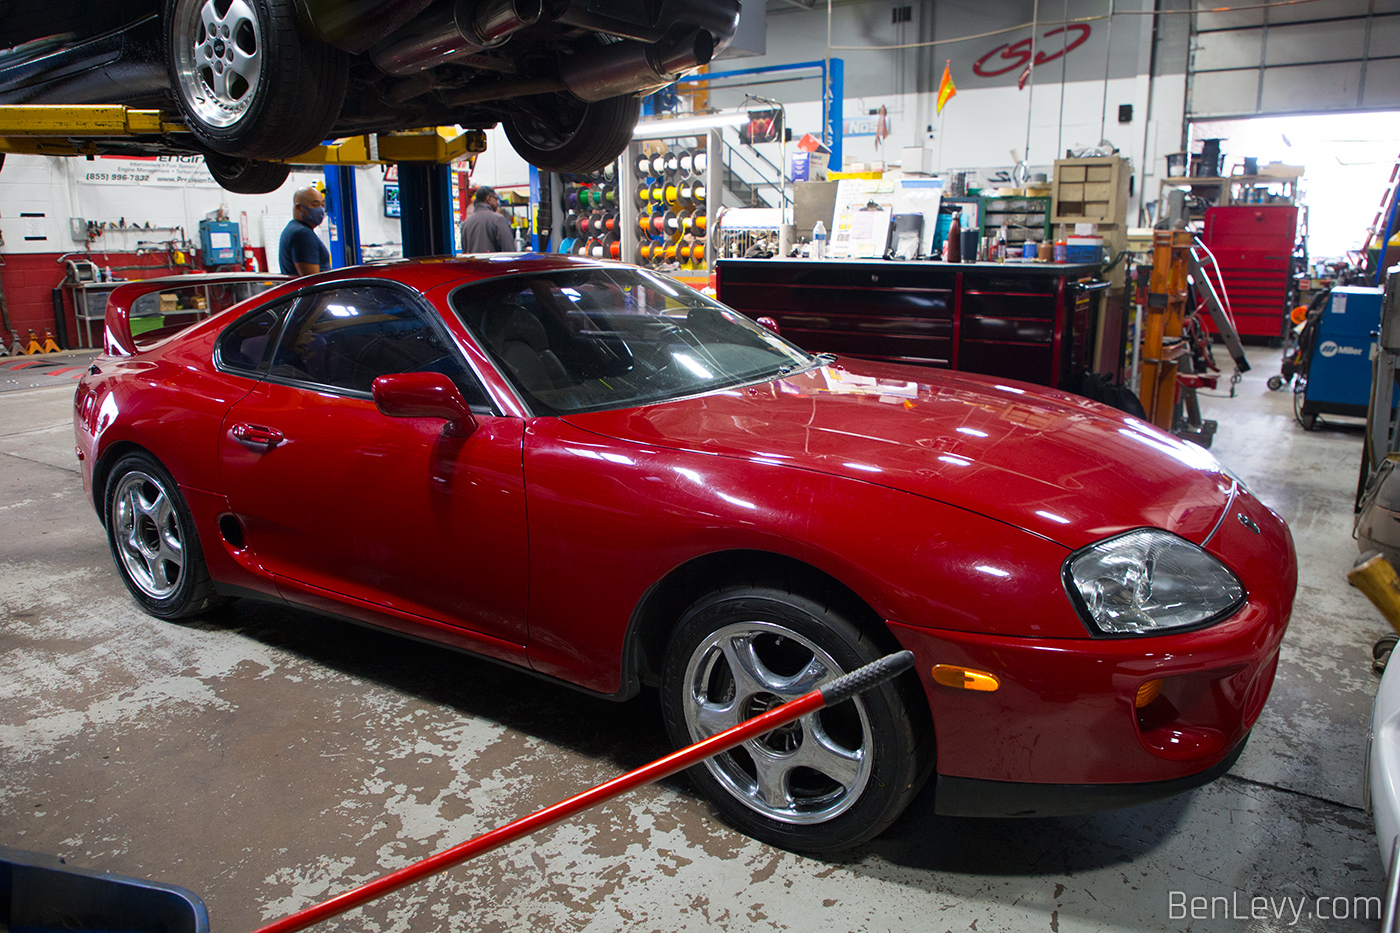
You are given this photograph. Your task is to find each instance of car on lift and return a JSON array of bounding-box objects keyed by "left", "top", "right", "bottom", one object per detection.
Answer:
[
  {"left": 74, "top": 256, "right": 1296, "bottom": 853},
  {"left": 0, "top": 0, "right": 737, "bottom": 191}
]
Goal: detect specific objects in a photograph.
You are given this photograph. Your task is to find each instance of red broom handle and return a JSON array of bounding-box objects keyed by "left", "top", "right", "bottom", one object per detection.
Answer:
[{"left": 249, "top": 650, "right": 914, "bottom": 933}]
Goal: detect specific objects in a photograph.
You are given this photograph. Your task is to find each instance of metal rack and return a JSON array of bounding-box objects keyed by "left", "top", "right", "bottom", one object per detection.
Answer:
[{"left": 620, "top": 128, "right": 720, "bottom": 286}]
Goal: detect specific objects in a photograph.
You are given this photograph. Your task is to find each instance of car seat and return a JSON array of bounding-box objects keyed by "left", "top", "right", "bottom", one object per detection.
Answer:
[{"left": 479, "top": 306, "right": 572, "bottom": 396}]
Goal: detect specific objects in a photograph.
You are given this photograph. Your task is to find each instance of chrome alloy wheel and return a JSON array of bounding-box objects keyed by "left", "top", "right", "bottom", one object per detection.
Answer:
[
  {"left": 112, "top": 470, "right": 185, "bottom": 601},
  {"left": 172, "top": 0, "right": 263, "bottom": 128},
  {"left": 681, "top": 621, "right": 874, "bottom": 824}
]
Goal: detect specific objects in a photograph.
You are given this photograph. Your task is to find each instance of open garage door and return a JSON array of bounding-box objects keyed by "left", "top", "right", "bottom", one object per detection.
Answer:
[{"left": 1188, "top": 1, "right": 1400, "bottom": 118}]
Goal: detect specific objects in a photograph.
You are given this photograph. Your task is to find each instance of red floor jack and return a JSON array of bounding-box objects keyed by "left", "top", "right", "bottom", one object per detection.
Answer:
[{"left": 2, "top": 652, "right": 914, "bottom": 933}]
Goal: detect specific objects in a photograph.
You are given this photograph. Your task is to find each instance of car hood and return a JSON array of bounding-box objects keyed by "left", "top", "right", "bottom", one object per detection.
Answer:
[{"left": 559, "top": 359, "right": 1235, "bottom": 549}]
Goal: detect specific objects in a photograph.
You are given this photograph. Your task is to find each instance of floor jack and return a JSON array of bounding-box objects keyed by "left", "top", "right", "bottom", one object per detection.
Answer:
[{"left": 1137, "top": 229, "right": 1250, "bottom": 448}]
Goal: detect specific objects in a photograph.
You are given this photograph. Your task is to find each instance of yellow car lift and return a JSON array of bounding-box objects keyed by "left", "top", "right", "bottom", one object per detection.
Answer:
[{"left": 0, "top": 104, "right": 486, "bottom": 164}]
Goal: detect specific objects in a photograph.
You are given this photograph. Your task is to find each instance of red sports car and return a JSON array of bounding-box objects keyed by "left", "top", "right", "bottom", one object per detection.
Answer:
[{"left": 74, "top": 257, "right": 1296, "bottom": 853}]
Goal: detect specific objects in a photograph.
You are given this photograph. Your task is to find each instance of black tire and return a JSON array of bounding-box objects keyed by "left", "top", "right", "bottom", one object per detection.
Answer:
[
  {"left": 1300, "top": 412, "right": 1318, "bottom": 431},
  {"left": 503, "top": 93, "right": 640, "bottom": 174},
  {"left": 204, "top": 154, "right": 290, "bottom": 193},
  {"left": 105, "top": 452, "right": 224, "bottom": 620},
  {"left": 165, "top": 0, "right": 348, "bottom": 160},
  {"left": 660, "top": 585, "right": 927, "bottom": 853},
  {"left": 1267, "top": 375, "right": 1284, "bottom": 391}
]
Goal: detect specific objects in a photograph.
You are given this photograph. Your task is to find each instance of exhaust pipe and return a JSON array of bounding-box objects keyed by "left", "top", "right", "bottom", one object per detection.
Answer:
[
  {"left": 372, "top": 0, "right": 543, "bottom": 76},
  {"left": 560, "top": 30, "right": 714, "bottom": 102}
]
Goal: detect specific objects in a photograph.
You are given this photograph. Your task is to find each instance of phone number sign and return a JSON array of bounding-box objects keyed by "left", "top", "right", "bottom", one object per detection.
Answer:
[{"left": 78, "top": 156, "right": 219, "bottom": 187}]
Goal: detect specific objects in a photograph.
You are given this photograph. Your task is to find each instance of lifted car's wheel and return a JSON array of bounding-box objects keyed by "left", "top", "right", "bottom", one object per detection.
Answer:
[
  {"left": 105, "top": 452, "right": 224, "bottom": 620},
  {"left": 204, "top": 154, "right": 289, "bottom": 193},
  {"left": 166, "top": 0, "right": 348, "bottom": 160},
  {"left": 503, "top": 92, "right": 640, "bottom": 174},
  {"left": 660, "top": 586, "right": 927, "bottom": 853}
]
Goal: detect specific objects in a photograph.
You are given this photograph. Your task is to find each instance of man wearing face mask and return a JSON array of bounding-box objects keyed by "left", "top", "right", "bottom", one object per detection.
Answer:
[{"left": 279, "top": 186, "right": 331, "bottom": 276}]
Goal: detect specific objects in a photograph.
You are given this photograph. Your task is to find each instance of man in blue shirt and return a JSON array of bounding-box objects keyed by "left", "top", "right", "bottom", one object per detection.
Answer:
[{"left": 279, "top": 186, "right": 330, "bottom": 276}]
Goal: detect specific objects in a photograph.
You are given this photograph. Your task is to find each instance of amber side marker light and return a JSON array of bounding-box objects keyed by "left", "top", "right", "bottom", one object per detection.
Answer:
[
  {"left": 1135, "top": 679, "right": 1163, "bottom": 708},
  {"left": 932, "top": 664, "right": 1000, "bottom": 692}
]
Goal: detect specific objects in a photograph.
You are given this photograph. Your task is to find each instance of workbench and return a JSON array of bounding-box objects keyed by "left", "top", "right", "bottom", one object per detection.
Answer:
[{"left": 715, "top": 258, "right": 1113, "bottom": 391}]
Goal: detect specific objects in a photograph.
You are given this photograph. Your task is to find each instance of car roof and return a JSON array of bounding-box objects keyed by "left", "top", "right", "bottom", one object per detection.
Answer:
[{"left": 290, "top": 253, "right": 616, "bottom": 293}]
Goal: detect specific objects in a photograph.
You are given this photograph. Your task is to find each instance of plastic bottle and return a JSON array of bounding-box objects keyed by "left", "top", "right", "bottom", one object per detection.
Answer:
[
  {"left": 812, "top": 220, "right": 827, "bottom": 260},
  {"left": 944, "top": 213, "right": 961, "bottom": 263},
  {"left": 1053, "top": 225, "right": 1068, "bottom": 263}
]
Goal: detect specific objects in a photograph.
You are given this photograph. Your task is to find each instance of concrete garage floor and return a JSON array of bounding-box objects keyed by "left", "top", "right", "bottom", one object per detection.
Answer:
[{"left": 0, "top": 359, "right": 1389, "bottom": 932}]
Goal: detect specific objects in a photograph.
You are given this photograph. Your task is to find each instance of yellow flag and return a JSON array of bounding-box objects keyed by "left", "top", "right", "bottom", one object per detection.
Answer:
[{"left": 936, "top": 60, "right": 957, "bottom": 115}]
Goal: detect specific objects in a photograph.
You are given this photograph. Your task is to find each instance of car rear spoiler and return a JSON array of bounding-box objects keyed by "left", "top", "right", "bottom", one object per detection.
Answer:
[{"left": 103, "top": 273, "right": 288, "bottom": 357}]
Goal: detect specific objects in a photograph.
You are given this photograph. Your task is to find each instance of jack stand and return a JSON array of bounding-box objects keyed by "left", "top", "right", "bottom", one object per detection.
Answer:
[
  {"left": 0, "top": 334, "right": 9, "bottom": 357},
  {"left": 6, "top": 332, "right": 21, "bottom": 357},
  {"left": 1138, "top": 230, "right": 1192, "bottom": 430},
  {"left": 23, "top": 329, "right": 41, "bottom": 355},
  {"left": 40, "top": 330, "right": 60, "bottom": 353}
]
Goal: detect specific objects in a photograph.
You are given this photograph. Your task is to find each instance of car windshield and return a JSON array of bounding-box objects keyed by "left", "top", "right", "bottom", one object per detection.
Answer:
[{"left": 450, "top": 266, "right": 815, "bottom": 415}]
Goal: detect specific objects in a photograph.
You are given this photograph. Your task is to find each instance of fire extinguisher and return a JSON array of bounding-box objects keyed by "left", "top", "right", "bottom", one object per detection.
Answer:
[{"left": 243, "top": 245, "right": 259, "bottom": 272}]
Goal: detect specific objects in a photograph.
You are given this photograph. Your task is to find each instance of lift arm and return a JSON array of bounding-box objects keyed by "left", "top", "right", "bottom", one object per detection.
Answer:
[{"left": 0, "top": 104, "right": 485, "bottom": 165}]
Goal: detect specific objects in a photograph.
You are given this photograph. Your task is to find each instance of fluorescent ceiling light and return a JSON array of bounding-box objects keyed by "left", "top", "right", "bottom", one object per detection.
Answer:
[{"left": 632, "top": 112, "right": 748, "bottom": 139}]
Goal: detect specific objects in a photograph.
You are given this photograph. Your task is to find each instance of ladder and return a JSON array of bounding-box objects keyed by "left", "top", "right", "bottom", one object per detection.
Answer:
[{"left": 1360, "top": 150, "right": 1400, "bottom": 285}]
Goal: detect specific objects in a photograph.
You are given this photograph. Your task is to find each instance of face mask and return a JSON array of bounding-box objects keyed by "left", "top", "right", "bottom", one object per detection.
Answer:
[{"left": 303, "top": 206, "right": 325, "bottom": 228}]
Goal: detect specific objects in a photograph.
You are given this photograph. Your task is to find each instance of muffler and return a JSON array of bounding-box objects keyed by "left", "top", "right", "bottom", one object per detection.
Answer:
[
  {"left": 560, "top": 29, "right": 714, "bottom": 102},
  {"left": 372, "top": 0, "right": 543, "bottom": 76}
]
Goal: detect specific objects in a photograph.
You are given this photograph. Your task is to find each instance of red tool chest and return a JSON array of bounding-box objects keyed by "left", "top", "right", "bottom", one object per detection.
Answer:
[{"left": 1201, "top": 205, "right": 1298, "bottom": 341}]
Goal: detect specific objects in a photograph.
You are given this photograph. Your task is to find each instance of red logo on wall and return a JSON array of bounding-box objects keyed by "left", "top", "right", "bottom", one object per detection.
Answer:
[{"left": 973, "top": 24, "right": 1092, "bottom": 78}]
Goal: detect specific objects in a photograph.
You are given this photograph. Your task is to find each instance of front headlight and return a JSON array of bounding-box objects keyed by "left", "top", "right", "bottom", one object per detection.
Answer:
[{"left": 1065, "top": 529, "right": 1245, "bottom": 636}]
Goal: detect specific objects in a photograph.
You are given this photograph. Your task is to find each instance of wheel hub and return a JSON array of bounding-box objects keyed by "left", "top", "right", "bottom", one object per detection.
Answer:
[
  {"left": 112, "top": 470, "right": 185, "bottom": 601},
  {"left": 174, "top": 0, "right": 263, "bottom": 127},
  {"left": 681, "top": 621, "right": 872, "bottom": 825}
]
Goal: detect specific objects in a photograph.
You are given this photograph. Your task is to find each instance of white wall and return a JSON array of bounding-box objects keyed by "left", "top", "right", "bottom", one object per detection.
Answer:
[
  {"left": 730, "top": 72, "right": 1185, "bottom": 225},
  {"left": 0, "top": 138, "right": 537, "bottom": 260},
  {"left": 700, "top": 0, "right": 1188, "bottom": 225}
]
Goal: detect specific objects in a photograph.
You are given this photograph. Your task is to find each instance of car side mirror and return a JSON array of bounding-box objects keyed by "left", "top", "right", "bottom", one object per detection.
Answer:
[
  {"left": 756, "top": 316, "right": 780, "bottom": 335},
  {"left": 371, "top": 372, "right": 478, "bottom": 438}
]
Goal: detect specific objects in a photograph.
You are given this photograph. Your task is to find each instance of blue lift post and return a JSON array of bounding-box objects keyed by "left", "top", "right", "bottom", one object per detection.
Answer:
[
  {"left": 322, "top": 165, "right": 361, "bottom": 269},
  {"left": 528, "top": 164, "right": 545, "bottom": 253},
  {"left": 672, "top": 59, "right": 844, "bottom": 170},
  {"left": 398, "top": 163, "right": 456, "bottom": 258}
]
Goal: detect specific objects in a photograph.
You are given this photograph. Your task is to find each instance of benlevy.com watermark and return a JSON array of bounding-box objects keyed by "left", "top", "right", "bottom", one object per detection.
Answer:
[{"left": 1169, "top": 891, "right": 1381, "bottom": 925}]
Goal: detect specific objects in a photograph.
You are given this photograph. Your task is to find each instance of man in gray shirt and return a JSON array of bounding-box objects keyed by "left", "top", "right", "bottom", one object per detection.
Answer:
[{"left": 460, "top": 186, "right": 515, "bottom": 252}]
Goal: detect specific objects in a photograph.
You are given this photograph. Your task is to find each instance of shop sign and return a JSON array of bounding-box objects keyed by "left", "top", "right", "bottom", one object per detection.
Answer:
[
  {"left": 77, "top": 155, "right": 219, "bottom": 187},
  {"left": 843, "top": 116, "right": 880, "bottom": 137},
  {"left": 973, "top": 24, "right": 1091, "bottom": 78}
]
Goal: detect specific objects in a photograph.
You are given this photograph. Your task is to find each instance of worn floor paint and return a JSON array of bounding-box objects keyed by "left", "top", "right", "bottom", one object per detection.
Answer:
[{"left": 0, "top": 366, "right": 1386, "bottom": 932}]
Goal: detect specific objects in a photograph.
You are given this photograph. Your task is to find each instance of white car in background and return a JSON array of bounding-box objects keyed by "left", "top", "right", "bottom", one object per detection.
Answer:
[{"left": 1368, "top": 631, "right": 1400, "bottom": 928}]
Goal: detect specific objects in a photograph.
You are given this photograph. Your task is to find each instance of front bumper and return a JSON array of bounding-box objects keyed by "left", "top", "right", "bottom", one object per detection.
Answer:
[
  {"left": 888, "top": 491, "right": 1293, "bottom": 797},
  {"left": 935, "top": 733, "right": 1249, "bottom": 818},
  {"left": 891, "top": 605, "right": 1282, "bottom": 790}
]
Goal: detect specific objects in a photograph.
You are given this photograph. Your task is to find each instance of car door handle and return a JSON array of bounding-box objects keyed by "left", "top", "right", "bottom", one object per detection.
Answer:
[{"left": 231, "top": 422, "right": 284, "bottom": 451}]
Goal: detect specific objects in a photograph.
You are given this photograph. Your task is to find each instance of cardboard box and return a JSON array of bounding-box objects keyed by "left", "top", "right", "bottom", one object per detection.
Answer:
[{"left": 791, "top": 150, "right": 830, "bottom": 182}]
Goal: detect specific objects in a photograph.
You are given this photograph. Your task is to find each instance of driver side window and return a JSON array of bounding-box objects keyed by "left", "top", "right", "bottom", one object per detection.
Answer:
[{"left": 270, "top": 285, "right": 488, "bottom": 407}]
